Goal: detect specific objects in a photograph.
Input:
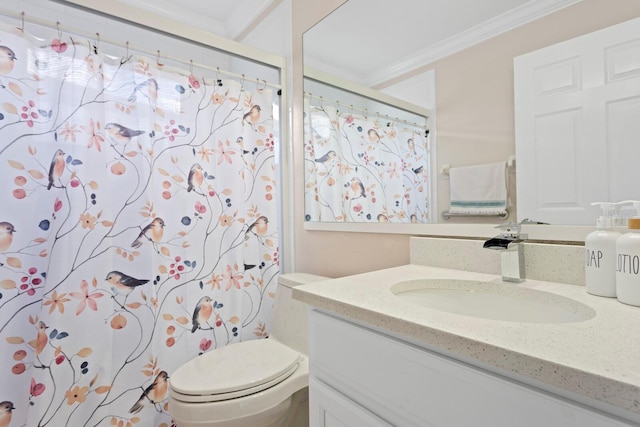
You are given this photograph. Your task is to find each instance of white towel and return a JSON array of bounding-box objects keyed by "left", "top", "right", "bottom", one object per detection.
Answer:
[{"left": 449, "top": 161, "right": 507, "bottom": 215}]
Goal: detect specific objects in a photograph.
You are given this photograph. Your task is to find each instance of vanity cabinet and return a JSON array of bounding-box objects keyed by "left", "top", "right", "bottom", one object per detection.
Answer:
[{"left": 308, "top": 309, "right": 634, "bottom": 427}]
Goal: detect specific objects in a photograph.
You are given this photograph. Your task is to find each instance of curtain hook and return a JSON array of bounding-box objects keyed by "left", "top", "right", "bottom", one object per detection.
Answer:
[
  {"left": 189, "top": 59, "right": 193, "bottom": 74},
  {"left": 156, "top": 49, "right": 161, "bottom": 66},
  {"left": 364, "top": 108, "right": 368, "bottom": 120},
  {"left": 256, "top": 79, "right": 266, "bottom": 90},
  {"left": 121, "top": 41, "right": 130, "bottom": 65},
  {"left": 20, "top": 11, "right": 25, "bottom": 32},
  {"left": 216, "top": 66, "right": 222, "bottom": 86},
  {"left": 240, "top": 73, "right": 245, "bottom": 92},
  {"left": 56, "top": 21, "right": 62, "bottom": 39},
  {"left": 336, "top": 99, "right": 340, "bottom": 113},
  {"left": 95, "top": 32, "right": 100, "bottom": 54}
]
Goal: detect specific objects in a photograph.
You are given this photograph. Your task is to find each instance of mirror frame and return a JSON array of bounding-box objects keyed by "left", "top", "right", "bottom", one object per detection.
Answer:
[{"left": 303, "top": 220, "right": 593, "bottom": 242}]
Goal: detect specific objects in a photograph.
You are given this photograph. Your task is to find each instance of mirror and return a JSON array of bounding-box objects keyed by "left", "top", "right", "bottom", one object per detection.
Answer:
[{"left": 302, "top": 0, "right": 640, "bottom": 226}]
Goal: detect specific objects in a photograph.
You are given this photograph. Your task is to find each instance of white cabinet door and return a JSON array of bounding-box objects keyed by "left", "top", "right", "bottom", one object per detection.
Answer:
[
  {"left": 309, "top": 377, "right": 393, "bottom": 427},
  {"left": 309, "top": 309, "right": 637, "bottom": 426},
  {"left": 515, "top": 17, "right": 640, "bottom": 225}
]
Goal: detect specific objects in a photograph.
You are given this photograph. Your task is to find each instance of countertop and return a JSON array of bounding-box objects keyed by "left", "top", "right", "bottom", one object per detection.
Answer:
[{"left": 292, "top": 264, "right": 640, "bottom": 422}]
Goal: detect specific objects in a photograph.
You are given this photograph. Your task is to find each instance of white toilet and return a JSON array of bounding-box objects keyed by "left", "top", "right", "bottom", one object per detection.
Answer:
[{"left": 168, "top": 273, "right": 329, "bottom": 427}]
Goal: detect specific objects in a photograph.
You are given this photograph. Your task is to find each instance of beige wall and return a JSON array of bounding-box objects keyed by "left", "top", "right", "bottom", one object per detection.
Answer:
[{"left": 292, "top": 0, "right": 640, "bottom": 278}]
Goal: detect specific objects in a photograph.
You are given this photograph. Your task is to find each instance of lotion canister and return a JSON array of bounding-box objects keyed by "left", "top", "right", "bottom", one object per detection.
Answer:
[{"left": 616, "top": 217, "right": 640, "bottom": 306}]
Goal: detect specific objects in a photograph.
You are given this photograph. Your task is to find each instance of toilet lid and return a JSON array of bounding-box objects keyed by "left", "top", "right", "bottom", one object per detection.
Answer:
[{"left": 170, "top": 338, "right": 301, "bottom": 399}]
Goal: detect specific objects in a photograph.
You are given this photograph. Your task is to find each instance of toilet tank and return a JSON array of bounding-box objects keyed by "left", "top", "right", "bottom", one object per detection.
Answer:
[{"left": 271, "top": 273, "right": 329, "bottom": 355}]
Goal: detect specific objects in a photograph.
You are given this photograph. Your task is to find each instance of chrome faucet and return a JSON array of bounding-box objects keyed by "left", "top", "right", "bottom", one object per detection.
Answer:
[{"left": 483, "top": 220, "right": 530, "bottom": 282}]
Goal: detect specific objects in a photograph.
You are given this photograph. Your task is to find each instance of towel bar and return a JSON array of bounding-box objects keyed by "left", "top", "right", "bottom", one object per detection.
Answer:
[
  {"left": 441, "top": 210, "right": 509, "bottom": 220},
  {"left": 440, "top": 155, "right": 516, "bottom": 175}
]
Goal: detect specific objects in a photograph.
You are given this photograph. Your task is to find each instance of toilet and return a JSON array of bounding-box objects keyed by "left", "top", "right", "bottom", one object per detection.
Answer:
[{"left": 168, "top": 273, "right": 329, "bottom": 427}]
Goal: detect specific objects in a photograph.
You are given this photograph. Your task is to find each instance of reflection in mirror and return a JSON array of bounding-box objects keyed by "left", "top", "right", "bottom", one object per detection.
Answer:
[
  {"left": 514, "top": 16, "right": 640, "bottom": 225},
  {"left": 303, "top": 0, "right": 640, "bottom": 228},
  {"left": 303, "top": 75, "right": 432, "bottom": 223}
]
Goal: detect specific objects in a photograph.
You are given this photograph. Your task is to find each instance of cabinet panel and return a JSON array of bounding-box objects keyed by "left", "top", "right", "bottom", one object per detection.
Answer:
[
  {"left": 309, "top": 309, "right": 634, "bottom": 427},
  {"left": 309, "top": 377, "right": 392, "bottom": 427}
]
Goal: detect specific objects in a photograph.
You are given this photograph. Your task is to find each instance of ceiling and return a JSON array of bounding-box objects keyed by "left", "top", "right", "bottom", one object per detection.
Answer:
[
  {"left": 121, "top": 0, "right": 581, "bottom": 87},
  {"left": 119, "top": 0, "right": 283, "bottom": 41},
  {"left": 302, "top": 0, "right": 582, "bottom": 86}
]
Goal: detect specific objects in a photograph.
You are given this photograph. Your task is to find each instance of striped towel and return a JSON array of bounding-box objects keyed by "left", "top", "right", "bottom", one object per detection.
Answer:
[{"left": 449, "top": 161, "right": 507, "bottom": 215}]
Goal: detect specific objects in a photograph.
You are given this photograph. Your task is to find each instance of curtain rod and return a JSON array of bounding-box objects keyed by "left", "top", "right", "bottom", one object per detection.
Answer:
[
  {"left": 305, "top": 92, "right": 429, "bottom": 130},
  {"left": 0, "top": 8, "right": 281, "bottom": 90},
  {"left": 305, "top": 66, "right": 431, "bottom": 120}
]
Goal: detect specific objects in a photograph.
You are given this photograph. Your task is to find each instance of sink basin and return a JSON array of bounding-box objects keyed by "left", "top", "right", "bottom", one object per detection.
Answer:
[{"left": 391, "top": 279, "right": 596, "bottom": 323}]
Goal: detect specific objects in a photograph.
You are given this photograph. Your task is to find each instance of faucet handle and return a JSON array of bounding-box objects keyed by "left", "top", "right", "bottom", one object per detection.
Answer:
[
  {"left": 519, "top": 218, "right": 550, "bottom": 225},
  {"left": 494, "top": 221, "right": 522, "bottom": 238},
  {"left": 495, "top": 218, "right": 548, "bottom": 238}
]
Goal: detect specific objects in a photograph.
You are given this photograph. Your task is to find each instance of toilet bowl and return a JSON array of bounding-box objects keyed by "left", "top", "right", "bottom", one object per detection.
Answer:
[{"left": 169, "top": 273, "right": 329, "bottom": 427}]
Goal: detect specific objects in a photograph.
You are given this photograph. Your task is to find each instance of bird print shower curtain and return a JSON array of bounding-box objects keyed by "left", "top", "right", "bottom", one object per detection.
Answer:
[
  {"left": 304, "top": 103, "right": 430, "bottom": 223},
  {"left": 0, "top": 23, "right": 279, "bottom": 427}
]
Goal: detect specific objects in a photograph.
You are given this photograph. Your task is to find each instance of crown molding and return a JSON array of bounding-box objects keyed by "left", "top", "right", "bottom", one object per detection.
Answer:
[
  {"left": 113, "top": 0, "right": 228, "bottom": 36},
  {"left": 367, "top": 0, "right": 583, "bottom": 88},
  {"left": 227, "top": 0, "right": 284, "bottom": 41}
]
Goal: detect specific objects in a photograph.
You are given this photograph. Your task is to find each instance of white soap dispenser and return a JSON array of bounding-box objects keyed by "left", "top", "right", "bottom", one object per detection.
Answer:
[
  {"left": 585, "top": 202, "right": 621, "bottom": 297},
  {"left": 615, "top": 201, "right": 640, "bottom": 306},
  {"left": 610, "top": 201, "right": 625, "bottom": 226}
]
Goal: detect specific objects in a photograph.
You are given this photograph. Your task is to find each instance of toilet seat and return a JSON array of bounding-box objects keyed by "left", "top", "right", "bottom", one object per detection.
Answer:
[{"left": 170, "top": 338, "right": 302, "bottom": 403}]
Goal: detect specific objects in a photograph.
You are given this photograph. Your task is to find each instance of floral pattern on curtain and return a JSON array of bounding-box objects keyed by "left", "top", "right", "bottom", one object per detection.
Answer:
[
  {"left": 0, "top": 24, "right": 279, "bottom": 427},
  {"left": 304, "top": 103, "right": 430, "bottom": 223}
]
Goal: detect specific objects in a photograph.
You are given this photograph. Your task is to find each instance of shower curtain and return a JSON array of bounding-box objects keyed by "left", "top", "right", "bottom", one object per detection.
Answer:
[
  {"left": 304, "top": 103, "right": 430, "bottom": 223},
  {"left": 0, "top": 23, "right": 279, "bottom": 427}
]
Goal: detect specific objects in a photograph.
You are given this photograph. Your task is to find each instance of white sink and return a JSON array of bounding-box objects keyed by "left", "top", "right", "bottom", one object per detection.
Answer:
[{"left": 391, "top": 279, "right": 596, "bottom": 323}]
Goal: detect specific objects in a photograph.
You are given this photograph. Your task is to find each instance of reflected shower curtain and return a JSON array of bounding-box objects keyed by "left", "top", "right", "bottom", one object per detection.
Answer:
[
  {"left": 0, "top": 24, "right": 279, "bottom": 427},
  {"left": 304, "top": 103, "right": 430, "bottom": 223}
]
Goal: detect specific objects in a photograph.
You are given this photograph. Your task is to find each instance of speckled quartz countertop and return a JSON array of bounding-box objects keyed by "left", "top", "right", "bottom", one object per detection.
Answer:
[{"left": 292, "top": 264, "right": 640, "bottom": 422}]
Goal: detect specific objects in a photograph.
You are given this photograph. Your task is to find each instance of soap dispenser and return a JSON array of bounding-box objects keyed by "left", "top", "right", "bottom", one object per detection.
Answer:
[
  {"left": 585, "top": 202, "right": 621, "bottom": 297},
  {"left": 615, "top": 201, "right": 640, "bottom": 306}
]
